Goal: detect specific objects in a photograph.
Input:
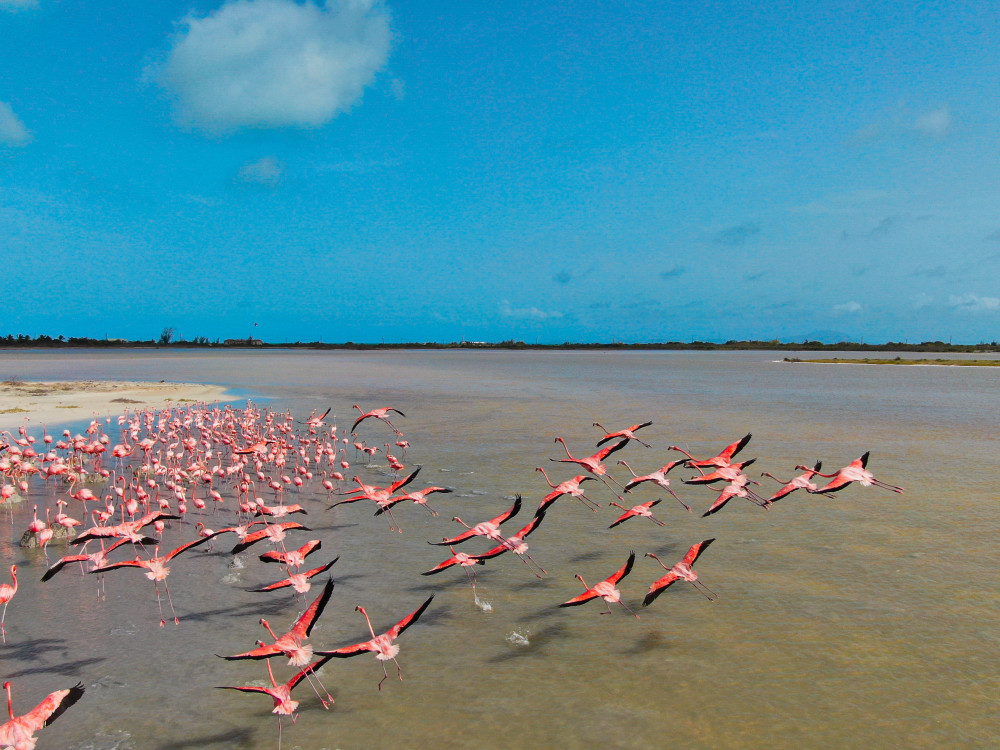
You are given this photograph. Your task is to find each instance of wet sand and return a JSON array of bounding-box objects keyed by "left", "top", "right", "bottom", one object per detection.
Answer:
[{"left": 0, "top": 379, "right": 233, "bottom": 432}]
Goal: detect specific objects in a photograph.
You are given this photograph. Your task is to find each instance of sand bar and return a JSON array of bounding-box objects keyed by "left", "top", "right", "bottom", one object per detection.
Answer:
[{"left": 0, "top": 379, "right": 236, "bottom": 432}]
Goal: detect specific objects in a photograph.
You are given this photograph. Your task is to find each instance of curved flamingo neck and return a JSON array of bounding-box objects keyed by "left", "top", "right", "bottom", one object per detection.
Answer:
[{"left": 5, "top": 682, "right": 12, "bottom": 721}]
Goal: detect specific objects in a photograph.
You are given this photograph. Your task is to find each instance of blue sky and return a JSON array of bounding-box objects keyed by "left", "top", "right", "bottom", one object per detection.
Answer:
[{"left": 2, "top": 0, "right": 998, "bottom": 343}]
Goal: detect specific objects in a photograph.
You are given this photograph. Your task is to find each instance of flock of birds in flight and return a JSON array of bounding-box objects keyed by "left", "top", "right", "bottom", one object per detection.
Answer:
[{"left": 0, "top": 401, "right": 904, "bottom": 749}]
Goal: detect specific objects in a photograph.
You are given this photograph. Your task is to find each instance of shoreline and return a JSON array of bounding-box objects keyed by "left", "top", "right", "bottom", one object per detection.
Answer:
[
  {"left": 0, "top": 380, "right": 236, "bottom": 432},
  {"left": 783, "top": 357, "right": 1000, "bottom": 367}
]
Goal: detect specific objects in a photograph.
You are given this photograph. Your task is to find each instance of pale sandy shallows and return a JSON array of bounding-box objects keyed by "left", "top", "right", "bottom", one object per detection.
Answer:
[{"left": 0, "top": 380, "right": 234, "bottom": 432}]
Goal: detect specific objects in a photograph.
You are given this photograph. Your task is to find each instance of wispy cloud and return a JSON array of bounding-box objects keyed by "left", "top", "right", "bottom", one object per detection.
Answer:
[
  {"left": 867, "top": 216, "right": 897, "bottom": 238},
  {"left": 659, "top": 264, "right": 685, "bottom": 280},
  {"left": 0, "top": 101, "right": 31, "bottom": 146},
  {"left": 0, "top": 0, "right": 37, "bottom": 11},
  {"left": 154, "top": 0, "right": 392, "bottom": 132},
  {"left": 949, "top": 294, "right": 1000, "bottom": 313},
  {"left": 500, "top": 301, "right": 563, "bottom": 321},
  {"left": 910, "top": 265, "right": 948, "bottom": 278},
  {"left": 833, "top": 301, "right": 863, "bottom": 315},
  {"left": 713, "top": 221, "right": 760, "bottom": 246},
  {"left": 913, "top": 107, "right": 951, "bottom": 138},
  {"left": 237, "top": 156, "right": 284, "bottom": 186},
  {"left": 911, "top": 292, "right": 934, "bottom": 309}
]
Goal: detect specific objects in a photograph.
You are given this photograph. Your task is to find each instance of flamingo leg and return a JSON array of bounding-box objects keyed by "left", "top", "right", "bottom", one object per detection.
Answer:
[
  {"left": 578, "top": 492, "right": 601, "bottom": 511},
  {"left": 667, "top": 488, "right": 692, "bottom": 512},
  {"left": 1, "top": 601, "right": 7, "bottom": 642},
  {"left": 163, "top": 581, "right": 180, "bottom": 625},
  {"left": 692, "top": 580, "right": 719, "bottom": 601},
  {"left": 154, "top": 582, "right": 167, "bottom": 627},
  {"left": 618, "top": 599, "right": 640, "bottom": 618}
]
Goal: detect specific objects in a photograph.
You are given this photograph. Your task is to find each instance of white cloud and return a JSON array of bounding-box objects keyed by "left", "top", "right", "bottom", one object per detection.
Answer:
[
  {"left": 155, "top": 0, "right": 392, "bottom": 132},
  {"left": 238, "top": 156, "right": 284, "bottom": 185},
  {"left": 949, "top": 294, "right": 1000, "bottom": 313},
  {"left": 911, "top": 292, "right": 934, "bottom": 309},
  {"left": 0, "top": 101, "right": 31, "bottom": 146},
  {"left": 500, "top": 300, "right": 563, "bottom": 321},
  {"left": 833, "top": 301, "right": 863, "bottom": 315},
  {"left": 913, "top": 107, "right": 951, "bottom": 138},
  {"left": 0, "top": 0, "right": 38, "bottom": 11}
]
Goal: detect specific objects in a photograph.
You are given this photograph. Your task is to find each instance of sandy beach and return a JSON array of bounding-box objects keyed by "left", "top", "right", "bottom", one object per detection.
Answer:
[{"left": 0, "top": 379, "right": 234, "bottom": 432}]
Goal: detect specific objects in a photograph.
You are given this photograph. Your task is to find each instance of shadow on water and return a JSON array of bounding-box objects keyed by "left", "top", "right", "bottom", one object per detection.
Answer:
[
  {"left": 487, "top": 623, "right": 569, "bottom": 663},
  {"left": 6, "top": 655, "right": 106, "bottom": 678},
  {"left": 622, "top": 629, "right": 673, "bottom": 655},
  {"left": 155, "top": 726, "right": 257, "bottom": 750},
  {"left": 0, "top": 636, "right": 72, "bottom": 661},
  {"left": 567, "top": 549, "right": 606, "bottom": 564}
]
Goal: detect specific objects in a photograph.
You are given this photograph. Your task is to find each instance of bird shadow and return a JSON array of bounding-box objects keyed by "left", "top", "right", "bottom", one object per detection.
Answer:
[
  {"left": 486, "top": 623, "right": 569, "bottom": 663},
  {"left": 567, "top": 549, "right": 606, "bottom": 564},
  {"left": 621, "top": 629, "right": 673, "bottom": 655},
  {"left": 155, "top": 726, "right": 257, "bottom": 750},
  {"left": 5, "top": 655, "right": 105, "bottom": 678},
  {"left": 0, "top": 636, "right": 72, "bottom": 661}
]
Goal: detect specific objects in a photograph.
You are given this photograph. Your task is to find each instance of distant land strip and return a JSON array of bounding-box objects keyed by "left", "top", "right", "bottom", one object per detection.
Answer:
[
  {"left": 0, "top": 335, "right": 998, "bottom": 354},
  {"left": 785, "top": 357, "right": 1000, "bottom": 366}
]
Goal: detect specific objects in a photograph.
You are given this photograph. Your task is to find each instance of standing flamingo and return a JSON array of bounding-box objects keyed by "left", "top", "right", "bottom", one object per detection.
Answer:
[
  {"left": 0, "top": 565, "right": 16, "bottom": 642},
  {"left": 559, "top": 551, "right": 638, "bottom": 617},
  {"left": 0, "top": 680, "right": 84, "bottom": 750},
  {"left": 643, "top": 539, "right": 717, "bottom": 605},
  {"left": 316, "top": 596, "right": 434, "bottom": 690}
]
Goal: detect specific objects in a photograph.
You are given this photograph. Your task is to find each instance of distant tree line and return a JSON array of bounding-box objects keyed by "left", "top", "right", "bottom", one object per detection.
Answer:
[{"left": 0, "top": 333, "right": 997, "bottom": 353}]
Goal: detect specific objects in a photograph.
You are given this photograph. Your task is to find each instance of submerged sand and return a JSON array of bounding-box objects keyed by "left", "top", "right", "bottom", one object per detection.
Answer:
[{"left": 0, "top": 379, "right": 234, "bottom": 432}]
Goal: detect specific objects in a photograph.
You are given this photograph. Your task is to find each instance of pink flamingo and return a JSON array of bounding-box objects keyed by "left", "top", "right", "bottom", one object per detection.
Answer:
[
  {"left": 249, "top": 558, "right": 338, "bottom": 595},
  {"left": 809, "top": 452, "right": 905, "bottom": 494},
  {"left": 0, "top": 565, "right": 16, "bottom": 642},
  {"left": 560, "top": 551, "right": 638, "bottom": 617},
  {"left": 608, "top": 499, "right": 665, "bottom": 528},
  {"left": 644, "top": 539, "right": 717, "bottom": 604},
  {"left": 669, "top": 433, "right": 752, "bottom": 471},
  {"left": 0, "top": 680, "right": 84, "bottom": 750},
  {"left": 316, "top": 596, "right": 434, "bottom": 690},
  {"left": 593, "top": 420, "right": 653, "bottom": 448},
  {"left": 259, "top": 540, "right": 323, "bottom": 569},
  {"left": 761, "top": 461, "right": 834, "bottom": 503},
  {"left": 535, "top": 467, "right": 599, "bottom": 512},
  {"left": 351, "top": 404, "right": 405, "bottom": 434},
  {"left": 617, "top": 459, "right": 691, "bottom": 511},
  {"left": 550, "top": 437, "right": 630, "bottom": 496},
  {"left": 434, "top": 495, "right": 521, "bottom": 546},
  {"left": 473, "top": 510, "right": 548, "bottom": 577}
]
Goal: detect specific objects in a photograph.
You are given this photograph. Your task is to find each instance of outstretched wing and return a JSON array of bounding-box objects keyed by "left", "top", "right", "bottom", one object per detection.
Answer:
[
  {"left": 718, "top": 433, "right": 752, "bottom": 463},
  {"left": 163, "top": 535, "right": 212, "bottom": 561},
  {"left": 491, "top": 495, "right": 522, "bottom": 526},
  {"left": 642, "top": 573, "right": 680, "bottom": 606},
  {"left": 594, "top": 438, "right": 630, "bottom": 462},
  {"left": 41, "top": 555, "right": 90, "bottom": 582},
  {"left": 387, "top": 595, "right": 434, "bottom": 640},
  {"left": 559, "top": 589, "right": 599, "bottom": 607},
  {"left": 607, "top": 551, "right": 636, "bottom": 585},
  {"left": 389, "top": 466, "right": 422, "bottom": 493},
  {"left": 292, "top": 577, "right": 335, "bottom": 638},
  {"left": 682, "top": 538, "right": 715, "bottom": 567}
]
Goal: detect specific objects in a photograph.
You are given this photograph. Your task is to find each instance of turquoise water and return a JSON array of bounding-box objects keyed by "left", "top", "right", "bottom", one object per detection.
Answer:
[{"left": 0, "top": 349, "right": 996, "bottom": 749}]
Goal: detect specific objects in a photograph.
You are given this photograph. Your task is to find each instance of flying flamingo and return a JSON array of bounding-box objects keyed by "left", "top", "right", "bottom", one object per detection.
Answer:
[
  {"left": 216, "top": 655, "right": 336, "bottom": 749},
  {"left": 643, "top": 539, "right": 717, "bottom": 605},
  {"left": 617, "top": 459, "right": 691, "bottom": 511},
  {"left": 249, "top": 558, "right": 339, "bottom": 595},
  {"left": 559, "top": 551, "right": 638, "bottom": 617},
  {"left": 422, "top": 545, "right": 487, "bottom": 592},
  {"left": 259, "top": 540, "right": 323, "bottom": 569},
  {"left": 593, "top": 420, "right": 653, "bottom": 448},
  {"left": 760, "top": 461, "right": 834, "bottom": 504},
  {"left": 0, "top": 565, "right": 16, "bottom": 642},
  {"left": 351, "top": 404, "right": 405, "bottom": 435},
  {"left": 231, "top": 521, "right": 311, "bottom": 555},
  {"left": 316, "top": 595, "right": 434, "bottom": 690},
  {"left": 0, "top": 680, "right": 84, "bottom": 750},
  {"left": 682, "top": 458, "right": 757, "bottom": 486},
  {"left": 607, "top": 499, "right": 665, "bottom": 528},
  {"left": 90, "top": 536, "right": 213, "bottom": 625},
  {"left": 373, "top": 485, "right": 453, "bottom": 517},
  {"left": 535, "top": 468, "right": 599, "bottom": 512},
  {"left": 550, "top": 437, "right": 630, "bottom": 497},
  {"left": 472, "top": 510, "right": 548, "bottom": 577},
  {"left": 669, "top": 433, "right": 752, "bottom": 472},
  {"left": 432, "top": 495, "right": 521, "bottom": 546},
  {"left": 809, "top": 452, "right": 905, "bottom": 494}
]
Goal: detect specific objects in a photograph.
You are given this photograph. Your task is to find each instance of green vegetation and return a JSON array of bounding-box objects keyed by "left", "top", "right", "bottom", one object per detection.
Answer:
[{"left": 0, "top": 333, "right": 998, "bottom": 353}]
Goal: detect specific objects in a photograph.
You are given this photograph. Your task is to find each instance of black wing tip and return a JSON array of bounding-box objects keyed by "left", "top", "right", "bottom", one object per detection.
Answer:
[{"left": 860, "top": 450, "right": 870, "bottom": 466}]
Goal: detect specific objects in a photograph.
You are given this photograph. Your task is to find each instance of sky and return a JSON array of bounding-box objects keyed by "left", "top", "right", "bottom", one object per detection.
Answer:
[{"left": 1, "top": 0, "right": 999, "bottom": 344}]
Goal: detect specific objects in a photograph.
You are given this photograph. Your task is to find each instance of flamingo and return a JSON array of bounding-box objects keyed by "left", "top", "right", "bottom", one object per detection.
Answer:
[
  {"left": 351, "top": 404, "right": 405, "bottom": 435},
  {"left": 761, "top": 461, "right": 833, "bottom": 504},
  {"left": 593, "top": 420, "right": 653, "bottom": 448},
  {"left": 617, "top": 459, "right": 691, "bottom": 511},
  {"left": 560, "top": 551, "right": 638, "bottom": 617},
  {"left": 669, "top": 433, "right": 752, "bottom": 471},
  {"left": 421, "top": 546, "right": 487, "bottom": 590},
  {"left": 231, "top": 522, "right": 311, "bottom": 555},
  {"left": 644, "top": 539, "right": 717, "bottom": 604},
  {"left": 432, "top": 495, "right": 521, "bottom": 546},
  {"left": 683, "top": 458, "right": 757, "bottom": 485},
  {"left": 0, "top": 680, "right": 84, "bottom": 750},
  {"left": 534, "top": 467, "right": 599, "bottom": 513},
  {"left": 374, "top": 485, "right": 453, "bottom": 517},
  {"left": 809, "top": 452, "right": 905, "bottom": 494},
  {"left": 473, "top": 510, "right": 548, "bottom": 577},
  {"left": 608, "top": 499, "right": 665, "bottom": 528},
  {"left": 249, "top": 558, "right": 339, "bottom": 595},
  {"left": 259, "top": 540, "right": 323, "bottom": 569},
  {"left": 316, "top": 595, "right": 434, "bottom": 690},
  {"left": 550, "top": 437, "right": 630, "bottom": 497},
  {"left": 216, "top": 655, "right": 336, "bottom": 749},
  {"left": 90, "top": 536, "right": 213, "bottom": 625},
  {"left": 0, "top": 565, "right": 16, "bottom": 642}
]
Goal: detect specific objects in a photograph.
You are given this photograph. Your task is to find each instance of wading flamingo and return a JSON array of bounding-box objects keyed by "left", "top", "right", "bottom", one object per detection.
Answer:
[{"left": 0, "top": 565, "right": 16, "bottom": 642}]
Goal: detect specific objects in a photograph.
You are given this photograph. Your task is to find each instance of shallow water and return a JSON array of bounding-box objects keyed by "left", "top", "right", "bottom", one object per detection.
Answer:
[{"left": 0, "top": 349, "right": 996, "bottom": 749}]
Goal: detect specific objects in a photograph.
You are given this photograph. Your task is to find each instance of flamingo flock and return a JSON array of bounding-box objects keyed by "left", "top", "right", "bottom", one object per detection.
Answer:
[{"left": 0, "top": 398, "right": 905, "bottom": 748}]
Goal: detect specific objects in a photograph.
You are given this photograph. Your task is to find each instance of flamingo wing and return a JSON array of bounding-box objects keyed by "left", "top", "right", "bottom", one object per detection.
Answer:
[
  {"left": 608, "top": 509, "right": 636, "bottom": 528},
  {"left": 89, "top": 559, "right": 148, "bottom": 574},
  {"left": 491, "top": 495, "right": 522, "bottom": 525},
  {"left": 593, "top": 438, "right": 630, "bottom": 462},
  {"left": 387, "top": 595, "right": 434, "bottom": 639},
  {"left": 25, "top": 683, "right": 84, "bottom": 732},
  {"left": 298, "top": 557, "right": 339, "bottom": 580},
  {"left": 389, "top": 466, "right": 422, "bottom": 493},
  {"left": 718, "top": 433, "right": 752, "bottom": 463},
  {"left": 40, "top": 555, "right": 90, "bottom": 582},
  {"left": 642, "top": 573, "right": 681, "bottom": 606},
  {"left": 217, "top": 643, "right": 284, "bottom": 661},
  {"left": 856, "top": 451, "right": 870, "bottom": 469},
  {"left": 292, "top": 577, "right": 335, "bottom": 638},
  {"left": 607, "top": 551, "right": 636, "bottom": 585},
  {"left": 433, "top": 527, "right": 481, "bottom": 546},
  {"left": 559, "top": 588, "right": 599, "bottom": 607},
  {"left": 285, "top": 654, "right": 336, "bottom": 690},
  {"left": 816, "top": 475, "right": 854, "bottom": 493},
  {"left": 163, "top": 535, "right": 212, "bottom": 561},
  {"left": 317, "top": 640, "right": 375, "bottom": 658},
  {"left": 702, "top": 489, "right": 737, "bottom": 517},
  {"left": 682, "top": 538, "right": 715, "bottom": 566}
]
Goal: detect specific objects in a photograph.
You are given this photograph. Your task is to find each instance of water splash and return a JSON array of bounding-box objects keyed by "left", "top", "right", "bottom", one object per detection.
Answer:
[
  {"left": 506, "top": 630, "right": 530, "bottom": 647},
  {"left": 474, "top": 594, "right": 492, "bottom": 613}
]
